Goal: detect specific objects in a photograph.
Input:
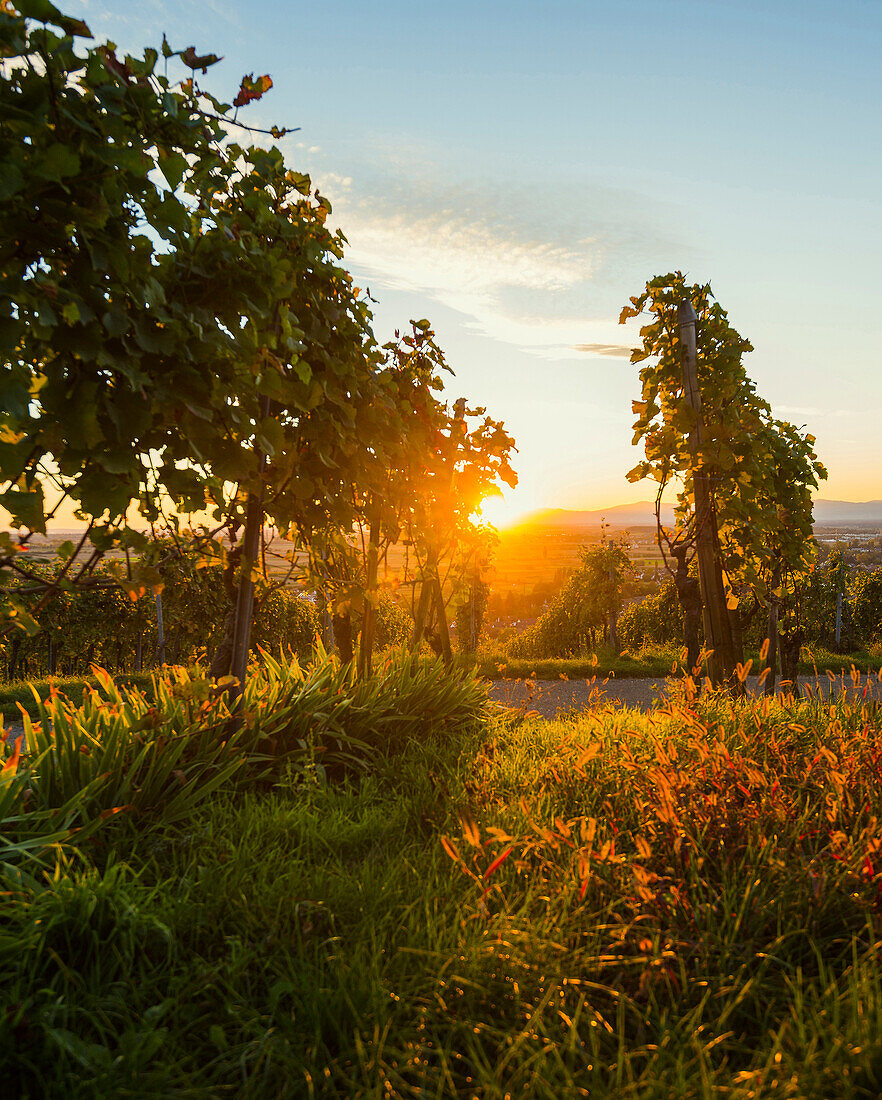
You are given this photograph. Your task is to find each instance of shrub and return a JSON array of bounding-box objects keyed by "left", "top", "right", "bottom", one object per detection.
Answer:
[
  {"left": 851, "top": 569, "right": 882, "bottom": 648},
  {"left": 252, "top": 588, "right": 320, "bottom": 658},
  {"left": 259, "top": 648, "right": 489, "bottom": 761},
  {"left": 374, "top": 592, "right": 412, "bottom": 649},
  {"left": 20, "top": 669, "right": 249, "bottom": 833},
  {"left": 617, "top": 580, "right": 683, "bottom": 650},
  {"left": 507, "top": 539, "right": 630, "bottom": 658}
]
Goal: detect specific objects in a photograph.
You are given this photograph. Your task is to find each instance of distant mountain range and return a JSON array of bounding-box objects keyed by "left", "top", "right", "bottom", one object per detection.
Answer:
[{"left": 518, "top": 500, "right": 882, "bottom": 530}]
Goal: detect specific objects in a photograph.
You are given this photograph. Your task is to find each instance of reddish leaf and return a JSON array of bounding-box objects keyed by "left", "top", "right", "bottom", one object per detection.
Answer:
[
  {"left": 482, "top": 847, "right": 513, "bottom": 880},
  {"left": 461, "top": 813, "right": 481, "bottom": 849},
  {"left": 97, "top": 46, "right": 132, "bottom": 84},
  {"left": 99, "top": 805, "right": 133, "bottom": 821},
  {"left": 233, "top": 73, "right": 273, "bottom": 108}
]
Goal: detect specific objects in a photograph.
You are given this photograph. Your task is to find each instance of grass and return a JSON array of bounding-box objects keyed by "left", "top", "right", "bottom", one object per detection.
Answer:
[
  {"left": 0, "top": 672, "right": 154, "bottom": 722},
  {"left": 479, "top": 643, "right": 882, "bottom": 682},
  {"left": 5, "top": 669, "right": 882, "bottom": 1094},
  {"left": 478, "top": 644, "right": 679, "bottom": 680}
]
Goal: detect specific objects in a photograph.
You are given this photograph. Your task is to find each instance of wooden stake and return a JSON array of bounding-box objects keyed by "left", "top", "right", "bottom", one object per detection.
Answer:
[
  {"left": 432, "top": 572, "right": 453, "bottom": 666},
  {"left": 679, "top": 299, "right": 735, "bottom": 687},
  {"left": 357, "top": 514, "right": 380, "bottom": 679}
]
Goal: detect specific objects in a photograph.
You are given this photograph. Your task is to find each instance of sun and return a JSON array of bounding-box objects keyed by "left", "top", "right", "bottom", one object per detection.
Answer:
[{"left": 474, "top": 491, "right": 525, "bottom": 530}]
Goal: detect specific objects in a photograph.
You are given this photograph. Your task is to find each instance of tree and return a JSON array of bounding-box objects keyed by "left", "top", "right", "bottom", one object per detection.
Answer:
[
  {"left": 725, "top": 417, "right": 825, "bottom": 691},
  {"left": 621, "top": 273, "right": 825, "bottom": 687},
  {"left": 851, "top": 568, "right": 882, "bottom": 648},
  {"left": 508, "top": 535, "right": 631, "bottom": 659},
  {"left": 347, "top": 322, "right": 515, "bottom": 674},
  {"left": 0, "top": 4, "right": 383, "bottom": 685},
  {"left": 0, "top": 5, "right": 268, "bottom": 630},
  {"left": 1, "top": 4, "right": 519, "bottom": 692},
  {"left": 618, "top": 579, "right": 683, "bottom": 652}
]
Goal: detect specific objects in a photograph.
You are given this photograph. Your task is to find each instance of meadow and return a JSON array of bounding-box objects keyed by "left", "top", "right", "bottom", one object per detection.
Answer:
[{"left": 4, "top": 657, "right": 882, "bottom": 1097}]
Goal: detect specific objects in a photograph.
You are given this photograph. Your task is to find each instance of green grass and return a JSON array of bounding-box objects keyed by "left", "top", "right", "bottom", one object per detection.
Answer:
[
  {"left": 478, "top": 643, "right": 882, "bottom": 682},
  {"left": 477, "top": 644, "right": 680, "bottom": 680},
  {"left": 6, "top": 680, "right": 882, "bottom": 1094},
  {"left": 0, "top": 673, "right": 154, "bottom": 722}
]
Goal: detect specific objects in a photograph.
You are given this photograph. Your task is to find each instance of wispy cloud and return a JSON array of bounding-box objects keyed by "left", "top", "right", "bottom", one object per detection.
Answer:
[
  {"left": 290, "top": 142, "right": 687, "bottom": 360},
  {"left": 774, "top": 405, "right": 855, "bottom": 419},
  {"left": 342, "top": 207, "right": 593, "bottom": 331},
  {"left": 572, "top": 343, "right": 634, "bottom": 359}
]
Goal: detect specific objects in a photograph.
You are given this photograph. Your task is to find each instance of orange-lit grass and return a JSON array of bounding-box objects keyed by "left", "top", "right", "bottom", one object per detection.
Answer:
[{"left": 433, "top": 684, "right": 882, "bottom": 1095}]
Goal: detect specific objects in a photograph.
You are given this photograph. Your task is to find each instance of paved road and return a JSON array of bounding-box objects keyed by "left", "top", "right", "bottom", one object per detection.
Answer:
[{"left": 487, "top": 674, "right": 882, "bottom": 719}]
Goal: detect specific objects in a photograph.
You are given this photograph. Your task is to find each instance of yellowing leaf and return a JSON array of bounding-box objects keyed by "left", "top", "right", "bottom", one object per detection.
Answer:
[{"left": 461, "top": 813, "right": 481, "bottom": 849}]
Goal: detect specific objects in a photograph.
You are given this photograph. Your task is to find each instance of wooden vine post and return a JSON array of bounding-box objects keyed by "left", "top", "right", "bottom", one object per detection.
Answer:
[
  {"left": 409, "top": 549, "right": 452, "bottom": 666},
  {"left": 357, "top": 511, "right": 381, "bottom": 680},
  {"left": 678, "top": 300, "right": 735, "bottom": 686},
  {"left": 410, "top": 564, "right": 434, "bottom": 651},
  {"left": 228, "top": 392, "right": 272, "bottom": 706},
  {"left": 432, "top": 571, "right": 453, "bottom": 665}
]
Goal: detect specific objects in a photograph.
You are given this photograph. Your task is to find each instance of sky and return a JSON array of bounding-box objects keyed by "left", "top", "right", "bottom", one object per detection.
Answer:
[{"left": 66, "top": 0, "right": 882, "bottom": 524}]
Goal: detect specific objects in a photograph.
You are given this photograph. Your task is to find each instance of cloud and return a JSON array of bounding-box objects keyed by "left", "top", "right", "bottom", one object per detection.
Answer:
[
  {"left": 288, "top": 142, "right": 687, "bottom": 360},
  {"left": 773, "top": 405, "right": 854, "bottom": 419},
  {"left": 572, "top": 343, "right": 634, "bottom": 359},
  {"left": 341, "top": 205, "right": 592, "bottom": 318}
]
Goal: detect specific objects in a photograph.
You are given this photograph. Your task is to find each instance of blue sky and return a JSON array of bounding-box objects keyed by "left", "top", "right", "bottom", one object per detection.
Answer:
[{"left": 72, "top": 0, "right": 882, "bottom": 521}]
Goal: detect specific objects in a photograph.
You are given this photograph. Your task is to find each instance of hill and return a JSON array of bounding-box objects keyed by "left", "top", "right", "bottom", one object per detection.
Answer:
[{"left": 515, "top": 499, "right": 882, "bottom": 531}]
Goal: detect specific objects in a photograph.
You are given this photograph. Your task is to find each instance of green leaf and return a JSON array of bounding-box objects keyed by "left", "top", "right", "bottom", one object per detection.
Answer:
[
  {"left": 0, "top": 490, "right": 46, "bottom": 533},
  {"left": 101, "top": 310, "right": 129, "bottom": 337},
  {"left": 257, "top": 416, "right": 285, "bottom": 456},
  {"left": 35, "top": 144, "right": 81, "bottom": 182},
  {"left": 57, "top": 14, "right": 91, "bottom": 36},
  {"left": 158, "top": 150, "right": 188, "bottom": 190},
  {"left": 15, "top": 0, "right": 64, "bottom": 22},
  {"left": 0, "top": 162, "right": 25, "bottom": 202},
  {"left": 181, "top": 47, "right": 222, "bottom": 72}
]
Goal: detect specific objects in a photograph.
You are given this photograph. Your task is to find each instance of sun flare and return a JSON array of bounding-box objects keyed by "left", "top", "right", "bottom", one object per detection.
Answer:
[{"left": 474, "top": 492, "right": 528, "bottom": 530}]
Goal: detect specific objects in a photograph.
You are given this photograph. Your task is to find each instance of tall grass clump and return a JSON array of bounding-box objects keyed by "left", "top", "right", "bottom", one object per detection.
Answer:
[{"left": 1, "top": 649, "right": 488, "bottom": 848}]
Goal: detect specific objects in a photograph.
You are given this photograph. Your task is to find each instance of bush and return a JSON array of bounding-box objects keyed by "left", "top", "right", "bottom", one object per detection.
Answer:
[
  {"left": 259, "top": 648, "right": 488, "bottom": 761},
  {"left": 252, "top": 588, "right": 321, "bottom": 658},
  {"left": 20, "top": 669, "right": 250, "bottom": 834},
  {"left": 617, "top": 580, "right": 683, "bottom": 650},
  {"left": 374, "top": 592, "right": 412, "bottom": 649},
  {"left": 507, "top": 539, "right": 630, "bottom": 658},
  {"left": 851, "top": 569, "right": 882, "bottom": 648}
]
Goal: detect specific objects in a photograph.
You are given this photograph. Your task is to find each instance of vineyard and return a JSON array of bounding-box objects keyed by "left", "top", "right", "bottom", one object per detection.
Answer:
[{"left": 2, "top": 2, "right": 882, "bottom": 1096}]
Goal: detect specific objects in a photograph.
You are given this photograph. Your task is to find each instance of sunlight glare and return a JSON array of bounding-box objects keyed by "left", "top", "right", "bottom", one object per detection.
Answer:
[{"left": 474, "top": 491, "right": 524, "bottom": 530}]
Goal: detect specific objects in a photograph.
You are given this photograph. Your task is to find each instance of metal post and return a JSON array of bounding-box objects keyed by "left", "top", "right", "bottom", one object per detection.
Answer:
[
  {"left": 320, "top": 546, "right": 332, "bottom": 650},
  {"left": 154, "top": 592, "right": 166, "bottom": 666}
]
